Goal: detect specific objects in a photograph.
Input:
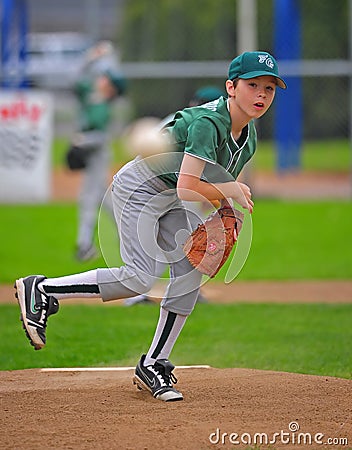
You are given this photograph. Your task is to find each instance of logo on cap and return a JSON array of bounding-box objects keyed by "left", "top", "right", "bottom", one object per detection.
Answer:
[{"left": 258, "top": 54, "right": 274, "bottom": 69}]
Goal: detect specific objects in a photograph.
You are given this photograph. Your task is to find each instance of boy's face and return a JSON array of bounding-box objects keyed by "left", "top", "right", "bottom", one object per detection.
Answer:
[
  {"left": 227, "top": 75, "right": 277, "bottom": 119},
  {"left": 96, "top": 75, "right": 118, "bottom": 100}
]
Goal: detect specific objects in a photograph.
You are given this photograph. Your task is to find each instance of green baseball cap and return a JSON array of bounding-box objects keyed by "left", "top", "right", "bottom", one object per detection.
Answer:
[
  {"left": 228, "top": 51, "right": 287, "bottom": 89},
  {"left": 192, "top": 86, "right": 225, "bottom": 103}
]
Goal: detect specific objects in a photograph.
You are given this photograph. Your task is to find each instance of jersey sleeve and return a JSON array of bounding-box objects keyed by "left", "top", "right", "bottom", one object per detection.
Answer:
[
  {"left": 184, "top": 117, "right": 219, "bottom": 164},
  {"left": 73, "top": 79, "right": 91, "bottom": 101}
]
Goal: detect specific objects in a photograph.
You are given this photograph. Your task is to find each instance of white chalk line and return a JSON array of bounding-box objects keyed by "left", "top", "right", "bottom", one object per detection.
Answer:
[{"left": 41, "top": 365, "right": 211, "bottom": 372}]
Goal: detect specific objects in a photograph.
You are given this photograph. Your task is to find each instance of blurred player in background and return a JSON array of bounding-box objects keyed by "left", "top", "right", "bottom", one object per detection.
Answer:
[
  {"left": 124, "top": 85, "right": 225, "bottom": 306},
  {"left": 71, "top": 41, "right": 126, "bottom": 261}
]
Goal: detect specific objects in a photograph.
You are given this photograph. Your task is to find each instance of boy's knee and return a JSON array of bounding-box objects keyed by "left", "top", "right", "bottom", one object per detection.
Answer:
[
  {"left": 97, "top": 267, "right": 155, "bottom": 301},
  {"left": 131, "top": 273, "right": 154, "bottom": 295}
]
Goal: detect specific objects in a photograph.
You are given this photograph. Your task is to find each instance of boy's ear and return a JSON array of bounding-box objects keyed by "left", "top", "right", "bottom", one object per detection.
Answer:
[{"left": 225, "top": 79, "right": 237, "bottom": 97}]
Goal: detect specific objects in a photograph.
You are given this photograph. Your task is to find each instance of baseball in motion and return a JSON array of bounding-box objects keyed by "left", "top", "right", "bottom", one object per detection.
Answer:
[{"left": 124, "top": 116, "right": 171, "bottom": 158}]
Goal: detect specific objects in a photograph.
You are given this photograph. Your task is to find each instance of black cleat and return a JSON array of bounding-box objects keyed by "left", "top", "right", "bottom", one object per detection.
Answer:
[
  {"left": 133, "top": 354, "right": 183, "bottom": 402},
  {"left": 14, "top": 275, "right": 59, "bottom": 350},
  {"left": 76, "top": 245, "right": 98, "bottom": 262}
]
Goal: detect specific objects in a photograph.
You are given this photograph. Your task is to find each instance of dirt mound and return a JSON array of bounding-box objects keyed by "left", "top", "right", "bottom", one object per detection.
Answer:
[
  {"left": 1, "top": 367, "right": 351, "bottom": 449},
  {"left": 1, "top": 280, "right": 352, "bottom": 305}
]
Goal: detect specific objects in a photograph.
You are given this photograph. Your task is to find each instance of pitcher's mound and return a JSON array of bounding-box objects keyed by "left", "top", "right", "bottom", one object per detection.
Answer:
[{"left": 1, "top": 367, "right": 351, "bottom": 449}]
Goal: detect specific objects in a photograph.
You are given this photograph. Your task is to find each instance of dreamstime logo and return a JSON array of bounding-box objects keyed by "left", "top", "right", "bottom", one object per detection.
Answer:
[
  {"left": 209, "top": 422, "right": 349, "bottom": 447},
  {"left": 289, "top": 421, "right": 300, "bottom": 432},
  {"left": 97, "top": 153, "right": 253, "bottom": 296}
]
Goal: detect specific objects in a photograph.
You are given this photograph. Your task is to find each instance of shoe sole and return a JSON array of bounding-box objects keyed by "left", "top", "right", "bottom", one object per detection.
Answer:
[
  {"left": 14, "top": 278, "right": 45, "bottom": 350},
  {"left": 133, "top": 374, "right": 183, "bottom": 402}
]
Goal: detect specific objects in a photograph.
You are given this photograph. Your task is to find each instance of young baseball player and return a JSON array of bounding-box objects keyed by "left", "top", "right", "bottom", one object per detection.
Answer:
[
  {"left": 15, "top": 51, "right": 286, "bottom": 402},
  {"left": 71, "top": 41, "right": 126, "bottom": 261},
  {"left": 124, "top": 84, "right": 225, "bottom": 306}
]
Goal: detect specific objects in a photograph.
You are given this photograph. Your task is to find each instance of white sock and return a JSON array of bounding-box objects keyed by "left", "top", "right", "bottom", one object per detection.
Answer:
[
  {"left": 144, "top": 307, "right": 187, "bottom": 366},
  {"left": 38, "top": 270, "right": 101, "bottom": 299}
]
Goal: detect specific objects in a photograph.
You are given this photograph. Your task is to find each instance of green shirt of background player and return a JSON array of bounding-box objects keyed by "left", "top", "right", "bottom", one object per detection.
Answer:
[{"left": 74, "top": 70, "right": 126, "bottom": 132}]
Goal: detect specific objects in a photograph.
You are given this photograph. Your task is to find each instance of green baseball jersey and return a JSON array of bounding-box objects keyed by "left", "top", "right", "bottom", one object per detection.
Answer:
[
  {"left": 74, "top": 80, "right": 111, "bottom": 132},
  {"left": 153, "top": 96, "right": 257, "bottom": 188}
]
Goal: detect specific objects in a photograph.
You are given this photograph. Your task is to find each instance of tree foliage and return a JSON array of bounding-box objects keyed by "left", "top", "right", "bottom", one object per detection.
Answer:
[
  {"left": 118, "top": 0, "right": 350, "bottom": 139},
  {"left": 120, "top": 0, "right": 237, "bottom": 61}
]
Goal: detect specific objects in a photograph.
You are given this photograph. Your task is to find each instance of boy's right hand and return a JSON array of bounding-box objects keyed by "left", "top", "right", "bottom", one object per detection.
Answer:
[{"left": 233, "top": 182, "right": 254, "bottom": 213}]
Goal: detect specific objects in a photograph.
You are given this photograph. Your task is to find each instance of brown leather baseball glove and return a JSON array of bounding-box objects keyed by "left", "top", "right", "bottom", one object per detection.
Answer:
[{"left": 183, "top": 204, "right": 244, "bottom": 278}]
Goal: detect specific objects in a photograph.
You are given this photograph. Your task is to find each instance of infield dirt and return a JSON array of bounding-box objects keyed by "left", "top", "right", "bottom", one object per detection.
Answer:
[{"left": 1, "top": 367, "right": 351, "bottom": 450}]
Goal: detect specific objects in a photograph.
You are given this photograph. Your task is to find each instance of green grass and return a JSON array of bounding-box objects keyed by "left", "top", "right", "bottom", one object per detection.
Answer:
[
  {"left": 53, "top": 138, "right": 351, "bottom": 172},
  {"left": 1, "top": 200, "right": 351, "bottom": 283},
  {"left": 1, "top": 200, "right": 350, "bottom": 379},
  {"left": 254, "top": 139, "right": 350, "bottom": 172},
  {"left": 52, "top": 137, "right": 70, "bottom": 167},
  {"left": 1, "top": 303, "right": 351, "bottom": 378},
  {"left": 0, "top": 203, "right": 105, "bottom": 283},
  {"left": 230, "top": 200, "right": 352, "bottom": 280}
]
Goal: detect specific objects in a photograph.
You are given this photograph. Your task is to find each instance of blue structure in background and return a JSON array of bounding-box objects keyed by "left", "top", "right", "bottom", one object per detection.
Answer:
[
  {"left": 274, "top": 0, "right": 302, "bottom": 171},
  {"left": 0, "top": 0, "right": 28, "bottom": 88}
]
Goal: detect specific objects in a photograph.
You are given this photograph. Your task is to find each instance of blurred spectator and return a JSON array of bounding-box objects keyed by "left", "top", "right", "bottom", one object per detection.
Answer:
[
  {"left": 81, "top": 40, "right": 122, "bottom": 79},
  {"left": 69, "top": 41, "right": 126, "bottom": 261}
]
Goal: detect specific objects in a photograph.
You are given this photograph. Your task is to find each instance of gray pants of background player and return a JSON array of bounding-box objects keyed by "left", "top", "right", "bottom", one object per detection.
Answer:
[
  {"left": 77, "top": 131, "right": 114, "bottom": 251},
  {"left": 97, "top": 157, "right": 203, "bottom": 316}
]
